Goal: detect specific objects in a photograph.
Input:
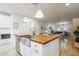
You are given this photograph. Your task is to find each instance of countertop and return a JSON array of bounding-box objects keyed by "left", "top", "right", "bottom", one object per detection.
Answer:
[
  {"left": 15, "top": 33, "right": 62, "bottom": 45},
  {"left": 14, "top": 33, "right": 31, "bottom": 37},
  {"left": 31, "top": 34, "right": 61, "bottom": 44}
]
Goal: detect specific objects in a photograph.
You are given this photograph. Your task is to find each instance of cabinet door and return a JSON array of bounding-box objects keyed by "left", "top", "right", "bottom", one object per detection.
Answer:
[
  {"left": 31, "top": 41, "right": 43, "bottom": 56},
  {"left": 43, "top": 38, "right": 59, "bottom": 56},
  {"left": 20, "top": 42, "right": 32, "bottom": 56},
  {"left": 11, "top": 35, "right": 16, "bottom": 48},
  {"left": 20, "top": 43, "right": 24, "bottom": 56},
  {"left": 16, "top": 36, "right": 20, "bottom": 52}
]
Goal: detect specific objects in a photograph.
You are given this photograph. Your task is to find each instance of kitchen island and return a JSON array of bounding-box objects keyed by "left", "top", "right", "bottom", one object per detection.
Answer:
[{"left": 15, "top": 33, "right": 62, "bottom": 56}]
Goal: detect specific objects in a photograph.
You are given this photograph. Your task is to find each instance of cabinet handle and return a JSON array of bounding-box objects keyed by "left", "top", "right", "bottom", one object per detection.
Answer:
[
  {"left": 34, "top": 44, "right": 37, "bottom": 47},
  {"left": 34, "top": 49, "right": 38, "bottom": 53}
]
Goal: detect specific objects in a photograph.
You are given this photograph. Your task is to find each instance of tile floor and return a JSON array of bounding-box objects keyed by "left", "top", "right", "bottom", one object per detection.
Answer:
[{"left": 0, "top": 39, "right": 20, "bottom": 56}]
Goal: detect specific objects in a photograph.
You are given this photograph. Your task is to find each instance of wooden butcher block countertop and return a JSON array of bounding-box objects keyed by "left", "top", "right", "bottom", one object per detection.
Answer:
[
  {"left": 31, "top": 34, "right": 61, "bottom": 44},
  {"left": 15, "top": 33, "right": 62, "bottom": 45}
]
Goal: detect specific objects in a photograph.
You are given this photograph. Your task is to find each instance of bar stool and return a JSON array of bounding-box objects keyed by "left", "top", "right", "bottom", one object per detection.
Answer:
[{"left": 74, "top": 42, "right": 79, "bottom": 54}]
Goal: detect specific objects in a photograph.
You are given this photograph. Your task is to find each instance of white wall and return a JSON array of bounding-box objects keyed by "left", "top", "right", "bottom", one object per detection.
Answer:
[
  {"left": 11, "top": 13, "right": 24, "bottom": 34},
  {"left": 11, "top": 13, "right": 42, "bottom": 35},
  {"left": 0, "top": 14, "right": 12, "bottom": 28},
  {"left": 20, "top": 17, "right": 41, "bottom": 35}
]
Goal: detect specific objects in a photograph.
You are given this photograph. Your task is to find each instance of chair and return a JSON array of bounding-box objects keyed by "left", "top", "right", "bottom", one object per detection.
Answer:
[
  {"left": 69, "top": 34, "right": 76, "bottom": 48},
  {"left": 74, "top": 42, "right": 79, "bottom": 54},
  {"left": 70, "top": 35, "right": 79, "bottom": 55}
]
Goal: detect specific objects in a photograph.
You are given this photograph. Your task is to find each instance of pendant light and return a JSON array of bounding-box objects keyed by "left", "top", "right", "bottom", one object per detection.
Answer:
[
  {"left": 23, "top": 17, "right": 28, "bottom": 22},
  {"left": 65, "top": 3, "right": 70, "bottom": 7},
  {"left": 34, "top": 9, "right": 44, "bottom": 18}
]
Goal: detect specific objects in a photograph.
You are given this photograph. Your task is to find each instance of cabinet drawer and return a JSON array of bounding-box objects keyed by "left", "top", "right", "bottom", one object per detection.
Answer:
[
  {"left": 31, "top": 41, "right": 42, "bottom": 50},
  {"left": 32, "top": 49, "right": 42, "bottom": 56},
  {"left": 31, "top": 41, "right": 43, "bottom": 56}
]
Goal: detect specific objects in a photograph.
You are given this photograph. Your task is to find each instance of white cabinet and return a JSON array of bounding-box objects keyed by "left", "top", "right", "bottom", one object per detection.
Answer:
[
  {"left": 31, "top": 41, "right": 43, "bottom": 56},
  {"left": 20, "top": 37, "right": 59, "bottom": 56},
  {"left": 0, "top": 15, "right": 12, "bottom": 28},
  {"left": 20, "top": 42, "right": 32, "bottom": 56},
  {"left": 31, "top": 38, "right": 59, "bottom": 56},
  {"left": 43, "top": 38, "right": 59, "bottom": 56},
  {"left": 11, "top": 35, "right": 16, "bottom": 48}
]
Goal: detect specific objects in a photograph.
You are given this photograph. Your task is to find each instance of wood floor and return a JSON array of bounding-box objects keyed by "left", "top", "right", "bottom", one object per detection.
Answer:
[
  {"left": 60, "top": 36, "right": 79, "bottom": 56},
  {"left": 0, "top": 36, "right": 79, "bottom": 56}
]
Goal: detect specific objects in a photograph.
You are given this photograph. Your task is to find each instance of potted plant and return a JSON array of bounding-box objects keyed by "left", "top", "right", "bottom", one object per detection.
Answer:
[{"left": 73, "top": 26, "right": 79, "bottom": 42}]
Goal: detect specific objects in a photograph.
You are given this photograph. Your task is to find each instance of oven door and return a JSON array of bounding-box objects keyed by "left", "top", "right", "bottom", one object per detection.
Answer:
[{"left": 1, "top": 34, "right": 11, "bottom": 39}]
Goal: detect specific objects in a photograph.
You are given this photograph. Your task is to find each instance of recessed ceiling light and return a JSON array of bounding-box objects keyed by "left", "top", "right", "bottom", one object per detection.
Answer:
[
  {"left": 65, "top": 3, "right": 70, "bottom": 7},
  {"left": 34, "top": 9, "right": 44, "bottom": 18}
]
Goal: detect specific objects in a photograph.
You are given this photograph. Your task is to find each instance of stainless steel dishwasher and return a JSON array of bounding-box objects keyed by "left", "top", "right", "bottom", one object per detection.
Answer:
[
  {"left": 20, "top": 36, "right": 31, "bottom": 47},
  {"left": 20, "top": 35, "right": 32, "bottom": 56}
]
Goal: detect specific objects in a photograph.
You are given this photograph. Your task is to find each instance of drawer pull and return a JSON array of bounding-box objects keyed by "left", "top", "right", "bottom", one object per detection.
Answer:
[
  {"left": 34, "top": 49, "right": 38, "bottom": 53},
  {"left": 34, "top": 44, "right": 37, "bottom": 47}
]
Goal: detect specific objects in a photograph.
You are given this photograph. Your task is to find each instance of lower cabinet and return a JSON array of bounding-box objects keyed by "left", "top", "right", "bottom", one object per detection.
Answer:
[
  {"left": 15, "top": 35, "right": 20, "bottom": 53},
  {"left": 31, "top": 41, "right": 43, "bottom": 56},
  {"left": 43, "top": 38, "right": 59, "bottom": 56},
  {"left": 20, "top": 38, "right": 59, "bottom": 56},
  {"left": 31, "top": 38, "right": 59, "bottom": 56},
  {"left": 20, "top": 42, "right": 32, "bottom": 56}
]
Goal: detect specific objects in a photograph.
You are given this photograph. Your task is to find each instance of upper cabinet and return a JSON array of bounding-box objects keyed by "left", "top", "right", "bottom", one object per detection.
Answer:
[
  {"left": 0, "top": 15, "right": 12, "bottom": 28},
  {"left": 73, "top": 18, "right": 79, "bottom": 31}
]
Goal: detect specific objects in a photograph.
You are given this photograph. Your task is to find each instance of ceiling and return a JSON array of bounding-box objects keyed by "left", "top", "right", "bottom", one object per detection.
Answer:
[{"left": 0, "top": 3, "right": 79, "bottom": 22}]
